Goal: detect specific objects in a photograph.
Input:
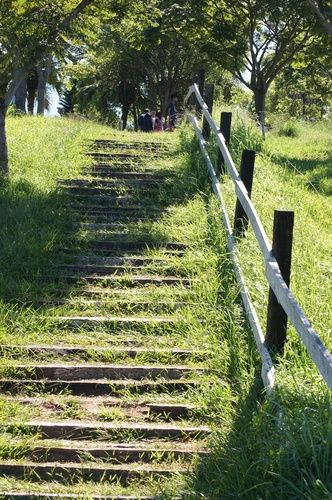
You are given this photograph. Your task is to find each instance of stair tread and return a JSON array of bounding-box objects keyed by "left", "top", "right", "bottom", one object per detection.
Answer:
[{"left": 22, "top": 420, "right": 211, "bottom": 432}]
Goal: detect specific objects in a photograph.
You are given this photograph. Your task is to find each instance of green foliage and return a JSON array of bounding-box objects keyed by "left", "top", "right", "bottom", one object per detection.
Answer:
[
  {"left": 58, "top": 3, "right": 206, "bottom": 122},
  {"left": 278, "top": 120, "right": 300, "bottom": 137},
  {"left": 266, "top": 37, "right": 332, "bottom": 121},
  {"left": 187, "top": 0, "right": 315, "bottom": 116}
]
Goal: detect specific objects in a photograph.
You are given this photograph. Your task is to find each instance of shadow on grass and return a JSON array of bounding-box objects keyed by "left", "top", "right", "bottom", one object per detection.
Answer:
[
  {"left": 269, "top": 152, "right": 332, "bottom": 197},
  {"left": 0, "top": 177, "right": 78, "bottom": 303},
  {"left": 179, "top": 376, "right": 267, "bottom": 500},
  {"left": 0, "top": 141, "right": 205, "bottom": 309}
]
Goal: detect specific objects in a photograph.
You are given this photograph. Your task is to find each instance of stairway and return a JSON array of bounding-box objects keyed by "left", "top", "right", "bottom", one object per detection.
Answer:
[{"left": 0, "top": 135, "right": 215, "bottom": 499}]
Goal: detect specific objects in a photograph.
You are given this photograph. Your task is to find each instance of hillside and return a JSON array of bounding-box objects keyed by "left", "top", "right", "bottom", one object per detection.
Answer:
[{"left": 0, "top": 114, "right": 331, "bottom": 498}]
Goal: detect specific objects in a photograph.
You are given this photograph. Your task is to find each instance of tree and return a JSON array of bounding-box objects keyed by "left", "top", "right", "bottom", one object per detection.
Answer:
[
  {"left": 267, "top": 29, "right": 332, "bottom": 119},
  {"left": 59, "top": 1, "right": 207, "bottom": 127},
  {"left": 189, "top": 0, "right": 315, "bottom": 120},
  {"left": 0, "top": 0, "right": 96, "bottom": 175},
  {"left": 306, "top": 0, "right": 332, "bottom": 37}
]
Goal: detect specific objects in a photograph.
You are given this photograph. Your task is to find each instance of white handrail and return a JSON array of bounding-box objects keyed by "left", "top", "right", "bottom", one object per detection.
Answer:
[{"left": 184, "top": 84, "right": 332, "bottom": 392}]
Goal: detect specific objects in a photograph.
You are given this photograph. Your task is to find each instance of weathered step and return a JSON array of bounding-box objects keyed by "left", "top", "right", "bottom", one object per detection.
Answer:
[
  {"left": 74, "top": 256, "right": 169, "bottom": 266},
  {"left": 57, "top": 264, "right": 178, "bottom": 276},
  {"left": 83, "top": 161, "right": 148, "bottom": 170},
  {"left": 65, "top": 193, "right": 174, "bottom": 205},
  {"left": 58, "top": 177, "right": 161, "bottom": 186},
  {"left": 87, "top": 241, "right": 188, "bottom": 251},
  {"left": 81, "top": 169, "right": 166, "bottom": 180},
  {"left": 87, "top": 152, "right": 141, "bottom": 160},
  {"left": 67, "top": 205, "right": 168, "bottom": 216},
  {"left": 27, "top": 442, "right": 205, "bottom": 462},
  {"left": 56, "top": 275, "right": 191, "bottom": 287},
  {"left": 64, "top": 195, "right": 183, "bottom": 206},
  {"left": 0, "top": 379, "right": 204, "bottom": 396},
  {"left": 59, "top": 181, "right": 161, "bottom": 192},
  {"left": 0, "top": 495, "right": 157, "bottom": 500},
  {"left": 0, "top": 462, "right": 182, "bottom": 484},
  {"left": 60, "top": 186, "right": 134, "bottom": 196},
  {"left": 1, "top": 345, "right": 204, "bottom": 362},
  {"left": 91, "top": 139, "right": 169, "bottom": 151},
  {"left": 39, "top": 299, "right": 194, "bottom": 313},
  {"left": 72, "top": 215, "right": 162, "bottom": 224},
  {"left": 47, "top": 286, "right": 193, "bottom": 300},
  {"left": 5, "top": 394, "right": 201, "bottom": 420},
  {"left": 73, "top": 222, "right": 135, "bottom": 230},
  {"left": 12, "top": 420, "right": 211, "bottom": 440},
  {"left": 56, "top": 265, "right": 190, "bottom": 280},
  {"left": 2, "top": 363, "right": 203, "bottom": 380},
  {"left": 55, "top": 316, "right": 176, "bottom": 327}
]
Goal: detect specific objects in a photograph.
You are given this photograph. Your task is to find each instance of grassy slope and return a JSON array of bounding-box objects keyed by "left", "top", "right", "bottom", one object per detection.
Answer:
[
  {"left": 0, "top": 114, "right": 331, "bottom": 498},
  {"left": 198, "top": 115, "right": 332, "bottom": 499}
]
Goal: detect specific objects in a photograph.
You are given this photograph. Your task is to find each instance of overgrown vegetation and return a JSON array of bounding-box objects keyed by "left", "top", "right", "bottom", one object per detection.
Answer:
[{"left": 0, "top": 113, "right": 331, "bottom": 498}]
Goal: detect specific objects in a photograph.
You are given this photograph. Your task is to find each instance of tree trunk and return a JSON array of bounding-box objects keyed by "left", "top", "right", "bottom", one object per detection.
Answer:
[
  {"left": 134, "top": 103, "right": 139, "bottom": 132},
  {"left": 254, "top": 74, "right": 267, "bottom": 123},
  {"left": 27, "top": 70, "right": 38, "bottom": 114},
  {"left": 37, "top": 67, "right": 47, "bottom": 115},
  {"left": 254, "top": 87, "right": 266, "bottom": 123},
  {"left": 15, "top": 79, "right": 27, "bottom": 112},
  {"left": 37, "top": 57, "right": 52, "bottom": 115},
  {"left": 121, "top": 102, "right": 130, "bottom": 130},
  {"left": 0, "top": 99, "right": 9, "bottom": 175}
]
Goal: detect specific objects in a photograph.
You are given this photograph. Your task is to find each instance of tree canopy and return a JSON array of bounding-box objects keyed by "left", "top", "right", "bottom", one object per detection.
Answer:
[
  {"left": 1, "top": 0, "right": 332, "bottom": 174},
  {"left": 0, "top": 0, "right": 99, "bottom": 174}
]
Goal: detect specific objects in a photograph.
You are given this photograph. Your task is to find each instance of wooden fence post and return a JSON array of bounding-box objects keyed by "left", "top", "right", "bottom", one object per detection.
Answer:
[
  {"left": 217, "top": 112, "right": 232, "bottom": 175},
  {"left": 233, "top": 149, "right": 255, "bottom": 236},
  {"left": 196, "top": 68, "right": 205, "bottom": 117},
  {"left": 202, "top": 84, "right": 214, "bottom": 139},
  {"left": 265, "top": 210, "right": 294, "bottom": 355},
  {"left": 188, "top": 74, "right": 197, "bottom": 108}
]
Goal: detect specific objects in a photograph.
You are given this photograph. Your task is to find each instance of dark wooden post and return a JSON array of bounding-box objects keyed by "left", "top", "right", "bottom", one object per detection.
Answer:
[
  {"left": 196, "top": 68, "right": 205, "bottom": 117},
  {"left": 233, "top": 149, "right": 255, "bottom": 236},
  {"left": 217, "top": 112, "right": 232, "bottom": 175},
  {"left": 202, "top": 84, "right": 214, "bottom": 139},
  {"left": 265, "top": 210, "right": 294, "bottom": 356},
  {"left": 302, "top": 92, "right": 306, "bottom": 122},
  {"left": 188, "top": 74, "right": 197, "bottom": 108}
]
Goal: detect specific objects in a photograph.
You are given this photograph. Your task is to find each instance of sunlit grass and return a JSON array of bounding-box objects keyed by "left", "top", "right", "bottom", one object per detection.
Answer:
[{"left": 2, "top": 113, "right": 332, "bottom": 498}]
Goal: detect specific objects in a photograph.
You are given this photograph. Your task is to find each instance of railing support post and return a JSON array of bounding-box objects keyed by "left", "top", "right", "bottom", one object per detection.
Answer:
[
  {"left": 196, "top": 68, "right": 205, "bottom": 117},
  {"left": 233, "top": 149, "right": 255, "bottom": 236},
  {"left": 265, "top": 210, "right": 294, "bottom": 356},
  {"left": 202, "top": 84, "right": 214, "bottom": 139},
  {"left": 217, "top": 112, "right": 232, "bottom": 175},
  {"left": 188, "top": 74, "right": 197, "bottom": 108}
]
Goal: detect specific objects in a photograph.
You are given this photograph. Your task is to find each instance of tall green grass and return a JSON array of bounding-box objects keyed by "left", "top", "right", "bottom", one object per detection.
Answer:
[{"left": 178, "top": 113, "right": 332, "bottom": 499}]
